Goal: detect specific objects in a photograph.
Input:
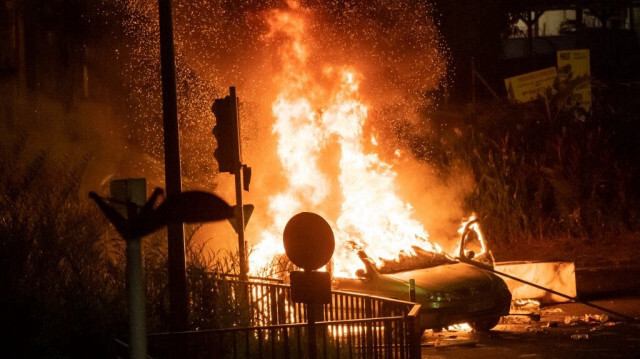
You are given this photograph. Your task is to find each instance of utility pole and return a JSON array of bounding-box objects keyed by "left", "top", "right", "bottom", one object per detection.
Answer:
[{"left": 157, "top": 0, "right": 188, "bottom": 338}]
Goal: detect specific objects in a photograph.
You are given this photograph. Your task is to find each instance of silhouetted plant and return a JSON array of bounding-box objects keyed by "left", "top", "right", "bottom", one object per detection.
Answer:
[
  {"left": 416, "top": 86, "right": 640, "bottom": 248},
  {"left": 0, "top": 135, "right": 126, "bottom": 358},
  {"left": 0, "top": 136, "right": 246, "bottom": 357}
]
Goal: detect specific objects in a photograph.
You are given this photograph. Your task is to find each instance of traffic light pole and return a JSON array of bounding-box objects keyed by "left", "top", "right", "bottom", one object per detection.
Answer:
[
  {"left": 212, "top": 87, "right": 249, "bottom": 281},
  {"left": 158, "top": 0, "right": 188, "bottom": 338},
  {"left": 230, "top": 88, "right": 248, "bottom": 281},
  {"left": 235, "top": 164, "right": 248, "bottom": 281}
]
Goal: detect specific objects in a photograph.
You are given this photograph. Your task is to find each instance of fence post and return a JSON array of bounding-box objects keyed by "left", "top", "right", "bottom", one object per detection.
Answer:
[
  {"left": 239, "top": 281, "right": 251, "bottom": 327},
  {"left": 270, "top": 286, "right": 278, "bottom": 325},
  {"left": 365, "top": 298, "right": 374, "bottom": 359},
  {"left": 277, "top": 287, "right": 287, "bottom": 324},
  {"left": 409, "top": 279, "right": 416, "bottom": 302},
  {"left": 384, "top": 320, "right": 392, "bottom": 359},
  {"left": 406, "top": 305, "right": 421, "bottom": 359},
  {"left": 308, "top": 303, "right": 318, "bottom": 359}
]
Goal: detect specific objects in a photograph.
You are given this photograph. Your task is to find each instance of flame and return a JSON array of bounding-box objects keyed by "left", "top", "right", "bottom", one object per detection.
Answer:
[
  {"left": 446, "top": 323, "right": 473, "bottom": 332},
  {"left": 455, "top": 214, "right": 487, "bottom": 258},
  {"left": 514, "top": 299, "right": 540, "bottom": 306},
  {"left": 249, "top": 7, "right": 441, "bottom": 278}
]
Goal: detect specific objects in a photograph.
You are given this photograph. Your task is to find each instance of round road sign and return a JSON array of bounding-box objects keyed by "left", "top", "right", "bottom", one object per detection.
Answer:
[{"left": 283, "top": 212, "right": 335, "bottom": 271}]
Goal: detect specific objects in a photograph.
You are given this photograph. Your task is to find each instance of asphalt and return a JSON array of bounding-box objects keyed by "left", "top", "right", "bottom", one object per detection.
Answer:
[{"left": 421, "top": 297, "right": 640, "bottom": 358}]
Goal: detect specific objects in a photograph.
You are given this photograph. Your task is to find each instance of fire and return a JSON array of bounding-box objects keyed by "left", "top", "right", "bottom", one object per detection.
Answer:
[
  {"left": 455, "top": 214, "right": 487, "bottom": 258},
  {"left": 249, "top": 7, "right": 441, "bottom": 278},
  {"left": 446, "top": 323, "right": 473, "bottom": 332}
]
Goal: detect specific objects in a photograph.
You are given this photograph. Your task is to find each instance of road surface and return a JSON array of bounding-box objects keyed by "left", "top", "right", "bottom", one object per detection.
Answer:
[{"left": 421, "top": 297, "right": 640, "bottom": 358}]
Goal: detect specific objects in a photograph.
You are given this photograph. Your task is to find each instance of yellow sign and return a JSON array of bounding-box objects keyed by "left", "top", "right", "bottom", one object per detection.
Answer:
[
  {"left": 505, "top": 67, "right": 557, "bottom": 103},
  {"left": 557, "top": 49, "right": 591, "bottom": 112}
]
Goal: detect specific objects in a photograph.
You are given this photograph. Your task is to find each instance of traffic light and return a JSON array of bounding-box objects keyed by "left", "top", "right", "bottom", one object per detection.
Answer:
[{"left": 211, "top": 89, "right": 241, "bottom": 173}]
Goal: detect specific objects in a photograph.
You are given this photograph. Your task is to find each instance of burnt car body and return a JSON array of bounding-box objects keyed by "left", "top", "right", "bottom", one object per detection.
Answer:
[{"left": 332, "top": 250, "right": 512, "bottom": 331}]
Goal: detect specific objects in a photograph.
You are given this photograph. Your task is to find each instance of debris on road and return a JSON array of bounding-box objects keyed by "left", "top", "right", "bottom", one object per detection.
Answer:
[
  {"left": 565, "top": 316, "right": 580, "bottom": 325},
  {"left": 570, "top": 333, "right": 589, "bottom": 340},
  {"left": 503, "top": 314, "right": 537, "bottom": 324},
  {"left": 525, "top": 326, "right": 545, "bottom": 334},
  {"left": 512, "top": 299, "right": 541, "bottom": 314},
  {"left": 585, "top": 314, "right": 609, "bottom": 323},
  {"left": 541, "top": 307, "right": 564, "bottom": 315},
  {"left": 565, "top": 314, "right": 611, "bottom": 325},
  {"left": 434, "top": 338, "right": 479, "bottom": 348}
]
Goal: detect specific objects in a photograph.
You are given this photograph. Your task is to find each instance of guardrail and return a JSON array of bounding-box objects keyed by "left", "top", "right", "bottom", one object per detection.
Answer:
[
  {"left": 202, "top": 276, "right": 417, "bottom": 324},
  {"left": 147, "top": 312, "right": 420, "bottom": 359},
  {"left": 140, "top": 277, "right": 422, "bottom": 358}
]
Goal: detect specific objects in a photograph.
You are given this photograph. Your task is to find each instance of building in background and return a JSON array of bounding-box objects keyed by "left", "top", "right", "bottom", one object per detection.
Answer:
[{"left": 501, "top": 1, "right": 640, "bottom": 82}]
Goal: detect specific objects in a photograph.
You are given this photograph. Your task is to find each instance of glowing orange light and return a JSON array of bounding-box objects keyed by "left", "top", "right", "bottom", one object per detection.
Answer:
[
  {"left": 455, "top": 214, "right": 487, "bottom": 258},
  {"left": 249, "top": 7, "right": 441, "bottom": 278}
]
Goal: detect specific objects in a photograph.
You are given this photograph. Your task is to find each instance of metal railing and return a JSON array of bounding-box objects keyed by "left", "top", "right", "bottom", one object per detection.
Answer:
[
  {"left": 143, "top": 277, "right": 422, "bottom": 359},
  {"left": 204, "top": 277, "right": 417, "bottom": 323}
]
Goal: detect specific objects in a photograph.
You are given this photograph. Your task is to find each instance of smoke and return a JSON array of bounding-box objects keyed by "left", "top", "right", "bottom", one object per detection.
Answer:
[
  {"left": 0, "top": 0, "right": 472, "bottom": 263},
  {"left": 105, "top": 0, "right": 471, "bottom": 255}
]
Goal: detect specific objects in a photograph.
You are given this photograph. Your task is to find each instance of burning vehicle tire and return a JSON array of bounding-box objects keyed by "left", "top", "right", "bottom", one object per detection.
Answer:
[{"left": 332, "top": 250, "right": 512, "bottom": 332}]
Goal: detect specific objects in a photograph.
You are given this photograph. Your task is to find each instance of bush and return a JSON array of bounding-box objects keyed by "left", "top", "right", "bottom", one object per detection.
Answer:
[
  {"left": 0, "top": 136, "right": 244, "bottom": 357},
  {"left": 0, "top": 135, "right": 126, "bottom": 358},
  {"left": 415, "top": 86, "right": 640, "bottom": 248}
]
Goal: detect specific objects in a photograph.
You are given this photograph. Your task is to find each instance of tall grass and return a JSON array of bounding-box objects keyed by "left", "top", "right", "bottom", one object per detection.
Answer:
[
  {"left": 0, "top": 135, "right": 125, "bottom": 358},
  {"left": 0, "top": 136, "right": 245, "bottom": 357},
  {"left": 419, "top": 86, "right": 640, "bottom": 249}
]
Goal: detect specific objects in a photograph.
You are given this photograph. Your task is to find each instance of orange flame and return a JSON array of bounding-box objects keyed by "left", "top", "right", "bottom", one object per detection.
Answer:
[
  {"left": 250, "top": 7, "right": 442, "bottom": 278},
  {"left": 455, "top": 214, "right": 487, "bottom": 258}
]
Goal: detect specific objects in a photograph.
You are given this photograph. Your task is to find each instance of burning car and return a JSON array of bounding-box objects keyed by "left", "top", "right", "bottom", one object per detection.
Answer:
[{"left": 332, "top": 249, "right": 512, "bottom": 331}]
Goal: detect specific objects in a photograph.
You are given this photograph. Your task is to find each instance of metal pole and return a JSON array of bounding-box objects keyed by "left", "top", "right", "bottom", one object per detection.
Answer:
[
  {"left": 407, "top": 305, "right": 422, "bottom": 359},
  {"left": 126, "top": 237, "right": 147, "bottom": 359},
  {"left": 409, "top": 279, "right": 416, "bottom": 302},
  {"left": 475, "top": 71, "right": 501, "bottom": 100},
  {"left": 110, "top": 180, "right": 148, "bottom": 359},
  {"left": 157, "top": 0, "right": 188, "bottom": 335},
  {"left": 307, "top": 302, "right": 318, "bottom": 359},
  {"left": 231, "top": 87, "right": 248, "bottom": 281},
  {"left": 235, "top": 167, "right": 247, "bottom": 279}
]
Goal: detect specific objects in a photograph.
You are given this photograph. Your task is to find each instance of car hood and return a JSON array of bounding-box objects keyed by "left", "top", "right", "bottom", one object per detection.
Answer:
[{"left": 384, "top": 263, "right": 495, "bottom": 292}]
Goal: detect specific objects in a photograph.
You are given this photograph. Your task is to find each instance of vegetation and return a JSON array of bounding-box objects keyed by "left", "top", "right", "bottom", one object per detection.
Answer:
[
  {"left": 416, "top": 85, "right": 640, "bottom": 252},
  {"left": 0, "top": 136, "right": 120, "bottom": 357},
  {"left": 0, "top": 136, "right": 244, "bottom": 357}
]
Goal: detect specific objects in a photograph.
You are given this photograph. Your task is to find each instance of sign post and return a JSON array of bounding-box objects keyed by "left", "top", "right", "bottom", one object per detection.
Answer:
[
  {"left": 110, "top": 179, "right": 148, "bottom": 359},
  {"left": 90, "top": 186, "right": 233, "bottom": 359},
  {"left": 283, "top": 212, "right": 335, "bottom": 359}
]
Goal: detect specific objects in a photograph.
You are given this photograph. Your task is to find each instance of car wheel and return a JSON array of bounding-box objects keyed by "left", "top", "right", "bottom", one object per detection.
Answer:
[{"left": 471, "top": 316, "right": 501, "bottom": 331}]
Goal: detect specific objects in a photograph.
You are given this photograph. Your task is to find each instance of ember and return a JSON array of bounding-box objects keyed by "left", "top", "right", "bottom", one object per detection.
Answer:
[{"left": 248, "top": 5, "right": 443, "bottom": 278}]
